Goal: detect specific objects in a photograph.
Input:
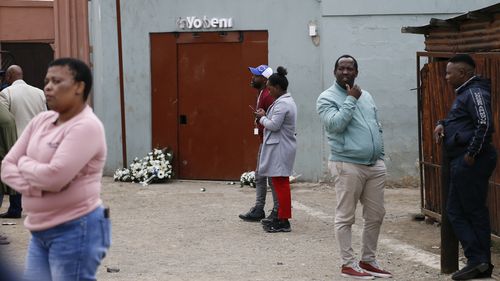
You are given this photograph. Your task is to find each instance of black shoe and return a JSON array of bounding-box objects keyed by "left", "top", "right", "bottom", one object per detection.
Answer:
[
  {"left": 476, "top": 263, "right": 494, "bottom": 279},
  {"left": 261, "top": 209, "right": 278, "bottom": 226},
  {"left": 263, "top": 219, "right": 291, "bottom": 233},
  {"left": 238, "top": 207, "right": 265, "bottom": 221},
  {"left": 0, "top": 212, "right": 21, "bottom": 219},
  {"left": 451, "top": 262, "right": 489, "bottom": 280}
]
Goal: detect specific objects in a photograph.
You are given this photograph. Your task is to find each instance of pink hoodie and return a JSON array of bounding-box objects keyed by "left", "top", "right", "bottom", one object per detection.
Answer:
[{"left": 1, "top": 105, "right": 106, "bottom": 231}]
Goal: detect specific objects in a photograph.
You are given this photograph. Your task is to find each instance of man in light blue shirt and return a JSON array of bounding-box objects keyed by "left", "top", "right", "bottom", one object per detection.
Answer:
[{"left": 317, "top": 55, "right": 391, "bottom": 280}]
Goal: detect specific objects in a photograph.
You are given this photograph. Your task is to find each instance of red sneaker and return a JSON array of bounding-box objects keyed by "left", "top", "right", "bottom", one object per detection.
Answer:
[
  {"left": 341, "top": 263, "right": 375, "bottom": 280},
  {"left": 359, "top": 260, "right": 393, "bottom": 278}
]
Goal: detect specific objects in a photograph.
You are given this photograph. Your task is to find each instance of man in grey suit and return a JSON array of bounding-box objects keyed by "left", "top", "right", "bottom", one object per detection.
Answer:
[{"left": 0, "top": 65, "right": 46, "bottom": 219}]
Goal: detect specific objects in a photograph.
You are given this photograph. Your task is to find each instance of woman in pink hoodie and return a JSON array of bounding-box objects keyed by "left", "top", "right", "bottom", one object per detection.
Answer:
[{"left": 1, "top": 58, "right": 109, "bottom": 281}]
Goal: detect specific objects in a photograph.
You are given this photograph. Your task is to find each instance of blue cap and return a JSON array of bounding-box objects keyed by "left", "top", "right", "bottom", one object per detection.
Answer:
[{"left": 248, "top": 65, "right": 273, "bottom": 78}]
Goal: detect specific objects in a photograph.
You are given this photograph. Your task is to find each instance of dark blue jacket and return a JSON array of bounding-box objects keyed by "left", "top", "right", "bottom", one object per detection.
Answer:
[{"left": 441, "top": 76, "right": 493, "bottom": 158}]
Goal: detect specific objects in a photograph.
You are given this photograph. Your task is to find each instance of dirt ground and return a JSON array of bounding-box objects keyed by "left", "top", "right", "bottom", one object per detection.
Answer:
[{"left": 0, "top": 177, "right": 498, "bottom": 281}]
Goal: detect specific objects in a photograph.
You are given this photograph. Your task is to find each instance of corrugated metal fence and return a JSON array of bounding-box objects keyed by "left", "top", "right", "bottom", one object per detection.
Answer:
[{"left": 418, "top": 52, "right": 500, "bottom": 236}]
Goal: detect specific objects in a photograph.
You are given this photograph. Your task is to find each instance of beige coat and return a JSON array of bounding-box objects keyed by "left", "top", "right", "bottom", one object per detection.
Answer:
[{"left": 0, "top": 80, "right": 46, "bottom": 137}]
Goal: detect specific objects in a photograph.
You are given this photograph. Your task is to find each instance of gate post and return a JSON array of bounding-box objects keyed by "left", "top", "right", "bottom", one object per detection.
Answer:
[{"left": 440, "top": 148, "right": 459, "bottom": 273}]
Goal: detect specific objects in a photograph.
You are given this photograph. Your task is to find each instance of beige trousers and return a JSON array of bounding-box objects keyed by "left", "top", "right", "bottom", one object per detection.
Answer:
[{"left": 328, "top": 160, "right": 386, "bottom": 265}]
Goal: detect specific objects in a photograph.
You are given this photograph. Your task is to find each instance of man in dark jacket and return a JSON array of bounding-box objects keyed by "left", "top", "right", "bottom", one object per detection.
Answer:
[{"left": 434, "top": 54, "right": 496, "bottom": 280}]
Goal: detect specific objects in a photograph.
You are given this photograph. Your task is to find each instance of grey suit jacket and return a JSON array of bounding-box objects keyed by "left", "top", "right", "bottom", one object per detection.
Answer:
[{"left": 258, "top": 93, "right": 297, "bottom": 177}]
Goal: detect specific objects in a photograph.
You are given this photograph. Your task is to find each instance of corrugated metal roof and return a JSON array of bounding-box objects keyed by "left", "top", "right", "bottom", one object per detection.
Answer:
[
  {"left": 402, "top": 3, "right": 500, "bottom": 35},
  {"left": 401, "top": 3, "right": 500, "bottom": 52}
]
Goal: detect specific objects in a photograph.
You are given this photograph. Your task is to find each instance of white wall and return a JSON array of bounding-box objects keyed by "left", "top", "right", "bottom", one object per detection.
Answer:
[
  {"left": 90, "top": 0, "right": 122, "bottom": 175},
  {"left": 90, "top": 0, "right": 500, "bottom": 181},
  {"left": 90, "top": 0, "right": 324, "bottom": 179},
  {"left": 319, "top": 0, "right": 500, "bottom": 180}
]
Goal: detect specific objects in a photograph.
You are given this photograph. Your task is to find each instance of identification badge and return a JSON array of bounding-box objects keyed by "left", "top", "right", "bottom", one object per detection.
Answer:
[{"left": 253, "top": 128, "right": 259, "bottom": 135}]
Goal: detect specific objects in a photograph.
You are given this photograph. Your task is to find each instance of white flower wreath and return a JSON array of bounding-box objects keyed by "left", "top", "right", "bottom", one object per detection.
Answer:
[{"left": 114, "top": 148, "right": 174, "bottom": 185}]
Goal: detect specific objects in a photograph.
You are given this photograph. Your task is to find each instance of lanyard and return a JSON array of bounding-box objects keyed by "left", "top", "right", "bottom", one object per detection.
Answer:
[{"left": 256, "top": 89, "right": 263, "bottom": 108}]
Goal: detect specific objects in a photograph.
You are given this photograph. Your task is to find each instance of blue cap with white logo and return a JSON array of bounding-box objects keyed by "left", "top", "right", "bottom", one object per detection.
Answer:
[{"left": 248, "top": 65, "right": 273, "bottom": 79}]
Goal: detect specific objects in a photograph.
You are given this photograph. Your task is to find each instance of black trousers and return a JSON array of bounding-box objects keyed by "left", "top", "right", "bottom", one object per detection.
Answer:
[{"left": 447, "top": 145, "right": 496, "bottom": 265}]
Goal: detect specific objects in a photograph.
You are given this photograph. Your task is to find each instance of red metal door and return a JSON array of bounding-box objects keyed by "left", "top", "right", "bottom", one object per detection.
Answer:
[{"left": 151, "top": 31, "right": 267, "bottom": 180}]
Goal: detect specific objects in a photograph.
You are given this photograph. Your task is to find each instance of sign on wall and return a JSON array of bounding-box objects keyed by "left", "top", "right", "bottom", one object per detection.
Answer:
[{"left": 177, "top": 16, "right": 233, "bottom": 30}]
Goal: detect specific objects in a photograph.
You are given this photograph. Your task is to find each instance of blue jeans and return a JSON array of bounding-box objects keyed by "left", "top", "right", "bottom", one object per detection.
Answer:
[
  {"left": 447, "top": 146, "right": 496, "bottom": 265},
  {"left": 23, "top": 206, "right": 111, "bottom": 281}
]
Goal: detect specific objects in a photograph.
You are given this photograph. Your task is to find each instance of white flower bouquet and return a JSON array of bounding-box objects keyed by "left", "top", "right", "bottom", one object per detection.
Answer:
[
  {"left": 113, "top": 148, "right": 174, "bottom": 185},
  {"left": 240, "top": 171, "right": 256, "bottom": 188}
]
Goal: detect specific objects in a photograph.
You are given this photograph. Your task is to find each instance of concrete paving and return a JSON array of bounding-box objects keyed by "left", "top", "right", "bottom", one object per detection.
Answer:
[{"left": 0, "top": 177, "right": 497, "bottom": 281}]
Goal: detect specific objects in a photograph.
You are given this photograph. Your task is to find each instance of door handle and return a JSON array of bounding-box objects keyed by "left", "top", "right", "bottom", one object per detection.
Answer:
[{"left": 179, "top": 115, "right": 187, "bottom": 124}]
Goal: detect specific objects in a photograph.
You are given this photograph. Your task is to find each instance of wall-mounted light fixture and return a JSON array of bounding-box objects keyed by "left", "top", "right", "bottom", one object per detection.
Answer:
[
  {"left": 309, "top": 23, "right": 317, "bottom": 36},
  {"left": 308, "top": 20, "right": 320, "bottom": 46}
]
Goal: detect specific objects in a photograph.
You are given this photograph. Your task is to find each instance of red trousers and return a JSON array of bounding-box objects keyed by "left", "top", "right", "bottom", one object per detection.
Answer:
[{"left": 271, "top": 177, "right": 291, "bottom": 219}]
